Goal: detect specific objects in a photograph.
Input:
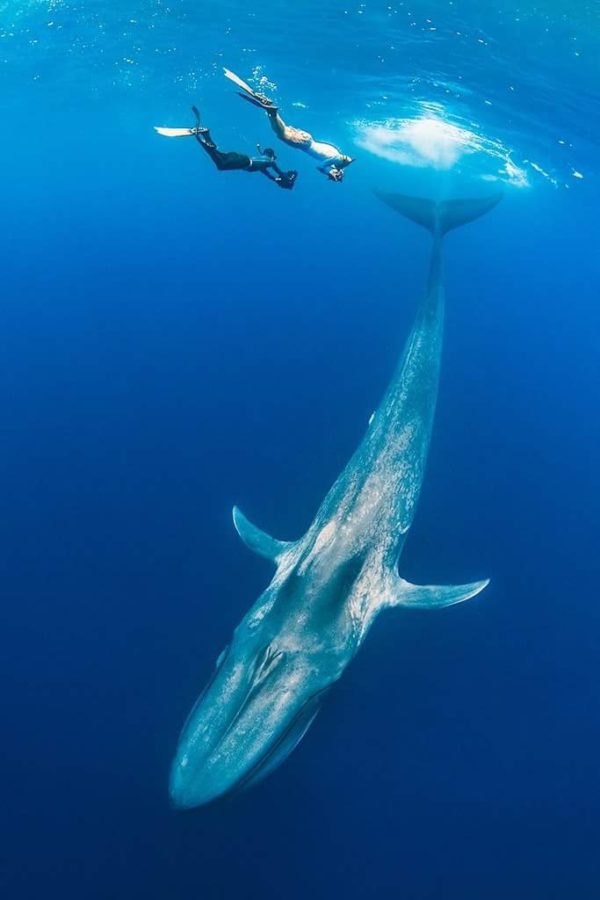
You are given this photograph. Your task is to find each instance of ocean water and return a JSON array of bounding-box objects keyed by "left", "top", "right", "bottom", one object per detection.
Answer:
[{"left": 2, "top": 1, "right": 600, "bottom": 898}]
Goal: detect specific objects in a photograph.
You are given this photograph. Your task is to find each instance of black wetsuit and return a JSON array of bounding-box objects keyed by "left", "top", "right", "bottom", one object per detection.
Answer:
[
  {"left": 196, "top": 131, "right": 289, "bottom": 182},
  {"left": 200, "top": 143, "right": 252, "bottom": 171}
]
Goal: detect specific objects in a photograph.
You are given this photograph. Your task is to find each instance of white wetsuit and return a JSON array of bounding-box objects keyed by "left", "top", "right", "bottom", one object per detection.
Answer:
[{"left": 304, "top": 138, "right": 345, "bottom": 172}]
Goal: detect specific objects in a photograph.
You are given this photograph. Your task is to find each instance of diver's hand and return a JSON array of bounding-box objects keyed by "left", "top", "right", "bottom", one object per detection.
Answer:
[{"left": 275, "top": 171, "right": 297, "bottom": 190}]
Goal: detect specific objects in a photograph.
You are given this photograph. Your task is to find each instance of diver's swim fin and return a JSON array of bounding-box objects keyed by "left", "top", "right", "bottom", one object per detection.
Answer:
[
  {"left": 154, "top": 126, "right": 198, "bottom": 138},
  {"left": 224, "top": 67, "right": 257, "bottom": 96},
  {"left": 237, "top": 92, "right": 265, "bottom": 108},
  {"left": 237, "top": 93, "right": 277, "bottom": 111},
  {"left": 224, "top": 67, "right": 277, "bottom": 110}
]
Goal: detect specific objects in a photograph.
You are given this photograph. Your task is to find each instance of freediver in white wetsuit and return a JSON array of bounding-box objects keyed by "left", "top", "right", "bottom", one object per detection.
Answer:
[{"left": 224, "top": 68, "right": 355, "bottom": 183}]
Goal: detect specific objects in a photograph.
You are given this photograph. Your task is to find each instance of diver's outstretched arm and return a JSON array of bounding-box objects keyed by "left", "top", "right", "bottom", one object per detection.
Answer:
[
  {"left": 256, "top": 145, "right": 284, "bottom": 176},
  {"left": 259, "top": 168, "right": 279, "bottom": 182}
]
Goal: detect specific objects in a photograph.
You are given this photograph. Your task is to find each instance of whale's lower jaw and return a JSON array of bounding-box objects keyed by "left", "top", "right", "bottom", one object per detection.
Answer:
[
  {"left": 169, "top": 744, "right": 253, "bottom": 810},
  {"left": 169, "top": 688, "right": 326, "bottom": 811},
  {"left": 169, "top": 764, "right": 232, "bottom": 811}
]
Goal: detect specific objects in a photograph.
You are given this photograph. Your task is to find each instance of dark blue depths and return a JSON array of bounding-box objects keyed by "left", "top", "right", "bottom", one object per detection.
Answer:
[{"left": 1, "top": 2, "right": 599, "bottom": 898}]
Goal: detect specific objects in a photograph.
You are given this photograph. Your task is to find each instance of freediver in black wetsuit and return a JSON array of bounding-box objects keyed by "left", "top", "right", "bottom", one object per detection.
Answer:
[{"left": 189, "top": 106, "right": 297, "bottom": 189}]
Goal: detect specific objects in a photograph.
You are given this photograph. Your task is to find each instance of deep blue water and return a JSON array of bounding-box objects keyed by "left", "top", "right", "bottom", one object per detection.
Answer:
[{"left": 2, "top": 2, "right": 600, "bottom": 898}]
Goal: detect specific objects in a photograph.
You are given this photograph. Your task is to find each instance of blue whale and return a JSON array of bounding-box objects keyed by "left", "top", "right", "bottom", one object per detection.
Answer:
[{"left": 170, "top": 191, "right": 501, "bottom": 809}]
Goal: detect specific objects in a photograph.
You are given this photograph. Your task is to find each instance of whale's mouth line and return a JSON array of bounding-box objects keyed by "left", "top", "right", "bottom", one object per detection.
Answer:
[
  {"left": 210, "top": 644, "right": 286, "bottom": 749},
  {"left": 228, "top": 686, "right": 330, "bottom": 798},
  {"left": 176, "top": 645, "right": 232, "bottom": 741},
  {"left": 175, "top": 644, "right": 289, "bottom": 781}
]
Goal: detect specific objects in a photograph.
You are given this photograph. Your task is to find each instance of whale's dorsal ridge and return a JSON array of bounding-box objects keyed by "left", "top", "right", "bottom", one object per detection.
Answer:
[{"left": 232, "top": 505, "right": 293, "bottom": 562}]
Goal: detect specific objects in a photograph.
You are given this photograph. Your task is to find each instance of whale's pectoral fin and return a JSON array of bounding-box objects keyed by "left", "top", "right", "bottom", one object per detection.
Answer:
[
  {"left": 390, "top": 576, "right": 490, "bottom": 609},
  {"left": 232, "top": 506, "right": 292, "bottom": 562}
]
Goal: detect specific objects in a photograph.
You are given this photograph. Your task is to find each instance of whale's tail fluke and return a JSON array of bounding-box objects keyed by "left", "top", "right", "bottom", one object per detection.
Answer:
[{"left": 375, "top": 191, "right": 502, "bottom": 236}]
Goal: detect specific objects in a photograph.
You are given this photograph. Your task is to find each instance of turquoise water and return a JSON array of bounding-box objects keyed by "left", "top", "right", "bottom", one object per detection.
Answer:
[
  {"left": 3, "top": 2, "right": 598, "bottom": 185},
  {"left": 2, "top": 2, "right": 599, "bottom": 898}
]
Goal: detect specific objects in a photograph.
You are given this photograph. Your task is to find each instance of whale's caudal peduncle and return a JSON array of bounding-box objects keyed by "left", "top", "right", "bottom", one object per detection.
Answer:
[{"left": 169, "top": 191, "right": 501, "bottom": 810}]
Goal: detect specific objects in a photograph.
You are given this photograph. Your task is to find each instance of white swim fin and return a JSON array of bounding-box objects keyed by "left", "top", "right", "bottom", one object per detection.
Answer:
[
  {"left": 223, "top": 67, "right": 257, "bottom": 96},
  {"left": 154, "top": 126, "right": 198, "bottom": 138}
]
